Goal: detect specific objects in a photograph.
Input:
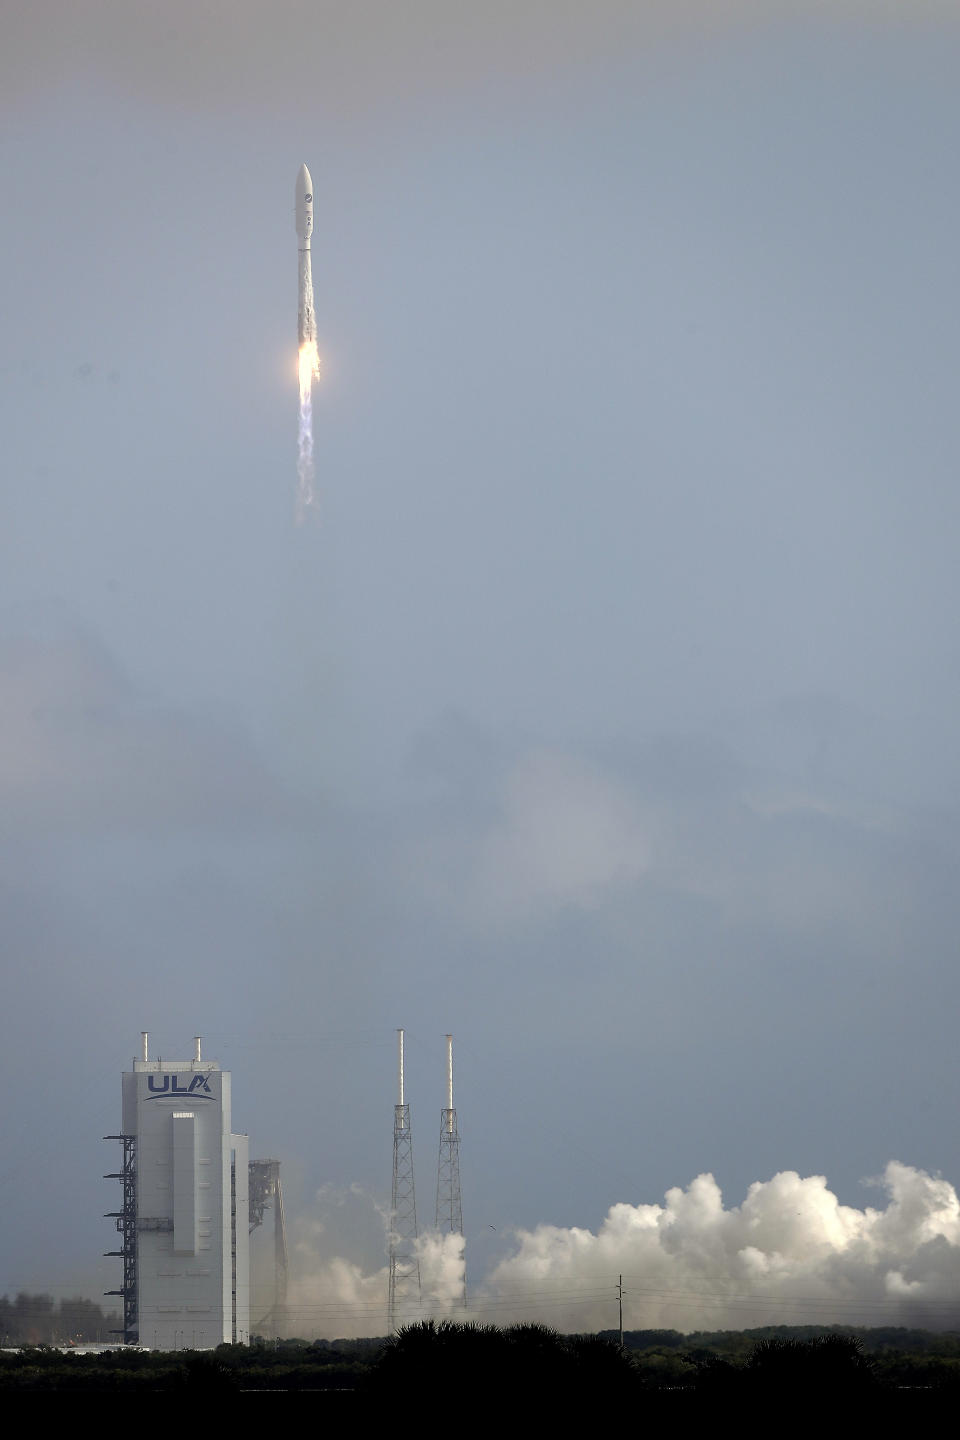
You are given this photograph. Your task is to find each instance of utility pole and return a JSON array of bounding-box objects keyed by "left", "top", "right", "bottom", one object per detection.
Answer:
[
  {"left": 388, "top": 1029, "right": 421, "bottom": 1331},
  {"left": 435, "top": 1033, "right": 466, "bottom": 1308},
  {"left": 618, "top": 1274, "right": 624, "bottom": 1350}
]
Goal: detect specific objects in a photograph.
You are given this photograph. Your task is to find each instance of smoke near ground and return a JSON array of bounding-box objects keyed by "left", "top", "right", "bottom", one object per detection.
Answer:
[
  {"left": 280, "top": 1163, "right": 960, "bottom": 1339},
  {"left": 282, "top": 1188, "right": 468, "bottom": 1339},
  {"left": 418, "top": 1231, "right": 468, "bottom": 1313},
  {"left": 481, "top": 1162, "right": 960, "bottom": 1334}
]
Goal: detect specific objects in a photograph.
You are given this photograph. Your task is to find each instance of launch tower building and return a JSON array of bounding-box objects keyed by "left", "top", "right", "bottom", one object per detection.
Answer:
[{"left": 106, "top": 1034, "right": 250, "bottom": 1348}]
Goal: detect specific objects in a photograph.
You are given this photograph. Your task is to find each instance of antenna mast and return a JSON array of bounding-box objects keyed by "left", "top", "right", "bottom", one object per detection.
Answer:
[
  {"left": 435, "top": 1033, "right": 466, "bottom": 1307},
  {"left": 388, "top": 1028, "right": 421, "bottom": 1330}
]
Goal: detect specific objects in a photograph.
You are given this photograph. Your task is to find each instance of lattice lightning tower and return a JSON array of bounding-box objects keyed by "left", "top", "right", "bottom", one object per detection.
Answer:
[
  {"left": 388, "top": 1028, "right": 421, "bottom": 1331},
  {"left": 435, "top": 1033, "right": 466, "bottom": 1308}
]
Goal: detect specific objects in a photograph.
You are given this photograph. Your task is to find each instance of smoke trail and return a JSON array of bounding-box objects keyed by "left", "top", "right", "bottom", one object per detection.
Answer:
[
  {"left": 296, "top": 339, "right": 320, "bottom": 523},
  {"left": 295, "top": 160, "right": 320, "bottom": 525}
]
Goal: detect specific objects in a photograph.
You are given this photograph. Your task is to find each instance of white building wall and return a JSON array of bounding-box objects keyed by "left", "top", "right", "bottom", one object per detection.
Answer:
[
  {"left": 123, "top": 1055, "right": 249, "bottom": 1350},
  {"left": 231, "top": 1133, "right": 250, "bottom": 1343},
  {"left": 172, "top": 1112, "right": 198, "bottom": 1255}
]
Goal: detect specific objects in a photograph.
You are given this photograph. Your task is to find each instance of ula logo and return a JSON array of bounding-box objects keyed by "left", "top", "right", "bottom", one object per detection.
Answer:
[{"left": 146, "top": 1074, "right": 214, "bottom": 1099}]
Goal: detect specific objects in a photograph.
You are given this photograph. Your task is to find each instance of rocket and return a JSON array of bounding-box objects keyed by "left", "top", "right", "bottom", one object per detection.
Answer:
[{"left": 296, "top": 163, "right": 316, "bottom": 348}]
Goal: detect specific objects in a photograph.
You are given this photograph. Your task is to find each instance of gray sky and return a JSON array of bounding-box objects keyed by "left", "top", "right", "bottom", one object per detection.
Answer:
[{"left": 2, "top": 1, "right": 960, "bottom": 1330}]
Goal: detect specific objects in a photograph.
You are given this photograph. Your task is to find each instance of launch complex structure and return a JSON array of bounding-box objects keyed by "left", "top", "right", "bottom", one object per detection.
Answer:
[
  {"left": 104, "top": 1034, "right": 288, "bottom": 1347},
  {"left": 106, "top": 1029, "right": 464, "bottom": 1342},
  {"left": 387, "top": 1030, "right": 466, "bottom": 1329}
]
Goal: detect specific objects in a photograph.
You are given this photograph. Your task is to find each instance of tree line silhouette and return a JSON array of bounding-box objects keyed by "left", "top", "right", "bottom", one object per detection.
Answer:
[
  {"left": 4, "top": 1314, "right": 960, "bottom": 1399},
  {"left": 0, "top": 1293, "right": 120, "bottom": 1346}
]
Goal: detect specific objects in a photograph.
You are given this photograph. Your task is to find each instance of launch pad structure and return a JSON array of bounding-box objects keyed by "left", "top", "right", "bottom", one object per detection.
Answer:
[
  {"left": 105, "top": 1034, "right": 291, "bottom": 1347},
  {"left": 105, "top": 1034, "right": 250, "bottom": 1349},
  {"left": 435, "top": 1034, "right": 466, "bottom": 1308},
  {"left": 248, "top": 1158, "right": 289, "bottom": 1337},
  {"left": 103, "top": 1133, "right": 138, "bottom": 1344},
  {"left": 107, "top": 1024, "right": 467, "bottom": 1343},
  {"left": 388, "top": 1029, "right": 421, "bottom": 1331}
]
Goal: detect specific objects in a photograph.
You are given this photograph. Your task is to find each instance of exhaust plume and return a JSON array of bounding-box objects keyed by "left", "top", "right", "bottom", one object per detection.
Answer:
[
  {"left": 480, "top": 1161, "right": 960, "bottom": 1333},
  {"left": 295, "top": 163, "right": 320, "bottom": 522},
  {"left": 280, "top": 1163, "right": 960, "bottom": 1338},
  {"left": 297, "top": 339, "right": 320, "bottom": 522}
]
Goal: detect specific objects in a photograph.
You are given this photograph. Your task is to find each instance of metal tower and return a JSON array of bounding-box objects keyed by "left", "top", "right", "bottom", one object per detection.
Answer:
[
  {"left": 249, "top": 1158, "right": 288, "bottom": 1337},
  {"left": 435, "top": 1033, "right": 466, "bottom": 1308},
  {"left": 388, "top": 1028, "right": 420, "bottom": 1331},
  {"left": 103, "top": 1132, "right": 138, "bottom": 1343}
]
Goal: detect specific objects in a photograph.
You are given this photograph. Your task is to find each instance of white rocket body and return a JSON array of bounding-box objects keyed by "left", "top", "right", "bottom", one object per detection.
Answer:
[{"left": 296, "top": 163, "right": 316, "bottom": 348}]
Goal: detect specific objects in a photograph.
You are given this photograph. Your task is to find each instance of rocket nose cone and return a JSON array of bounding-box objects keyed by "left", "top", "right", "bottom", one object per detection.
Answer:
[{"left": 296, "top": 164, "right": 314, "bottom": 241}]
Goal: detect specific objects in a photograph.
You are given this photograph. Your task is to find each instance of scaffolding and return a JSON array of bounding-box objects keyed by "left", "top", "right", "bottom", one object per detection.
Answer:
[
  {"left": 103, "top": 1134, "right": 138, "bottom": 1344},
  {"left": 388, "top": 1028, "right": 421, "bottom": 1331}
]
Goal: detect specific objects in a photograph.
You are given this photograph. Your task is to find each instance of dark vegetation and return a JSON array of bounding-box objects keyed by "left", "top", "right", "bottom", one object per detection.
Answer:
[
  {"left": 368, "top": 1320, "right": 638, "bottom": 1399},
  {"left": 614, "top": 1324, "right": 960, "bottom": 1390},
  {"left": 0, "top": 1292, "right": 120, "bottom": 1346},
  {"left": 4, "top": 1312, "right": 960, "bottom": 1396},
  {"left": 0, "top": 1340, "right": 374, "bottom": 1393}
]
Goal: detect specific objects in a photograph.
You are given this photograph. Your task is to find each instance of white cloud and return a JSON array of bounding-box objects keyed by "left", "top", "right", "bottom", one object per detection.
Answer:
[{"left": 477, "top": 1162, "right": 960, "bottom": 1332}]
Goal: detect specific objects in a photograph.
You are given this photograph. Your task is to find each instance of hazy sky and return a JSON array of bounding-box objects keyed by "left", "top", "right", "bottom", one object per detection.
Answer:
[{"left": 2, "top": 1, "right": 960, "bottom": 1331}]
